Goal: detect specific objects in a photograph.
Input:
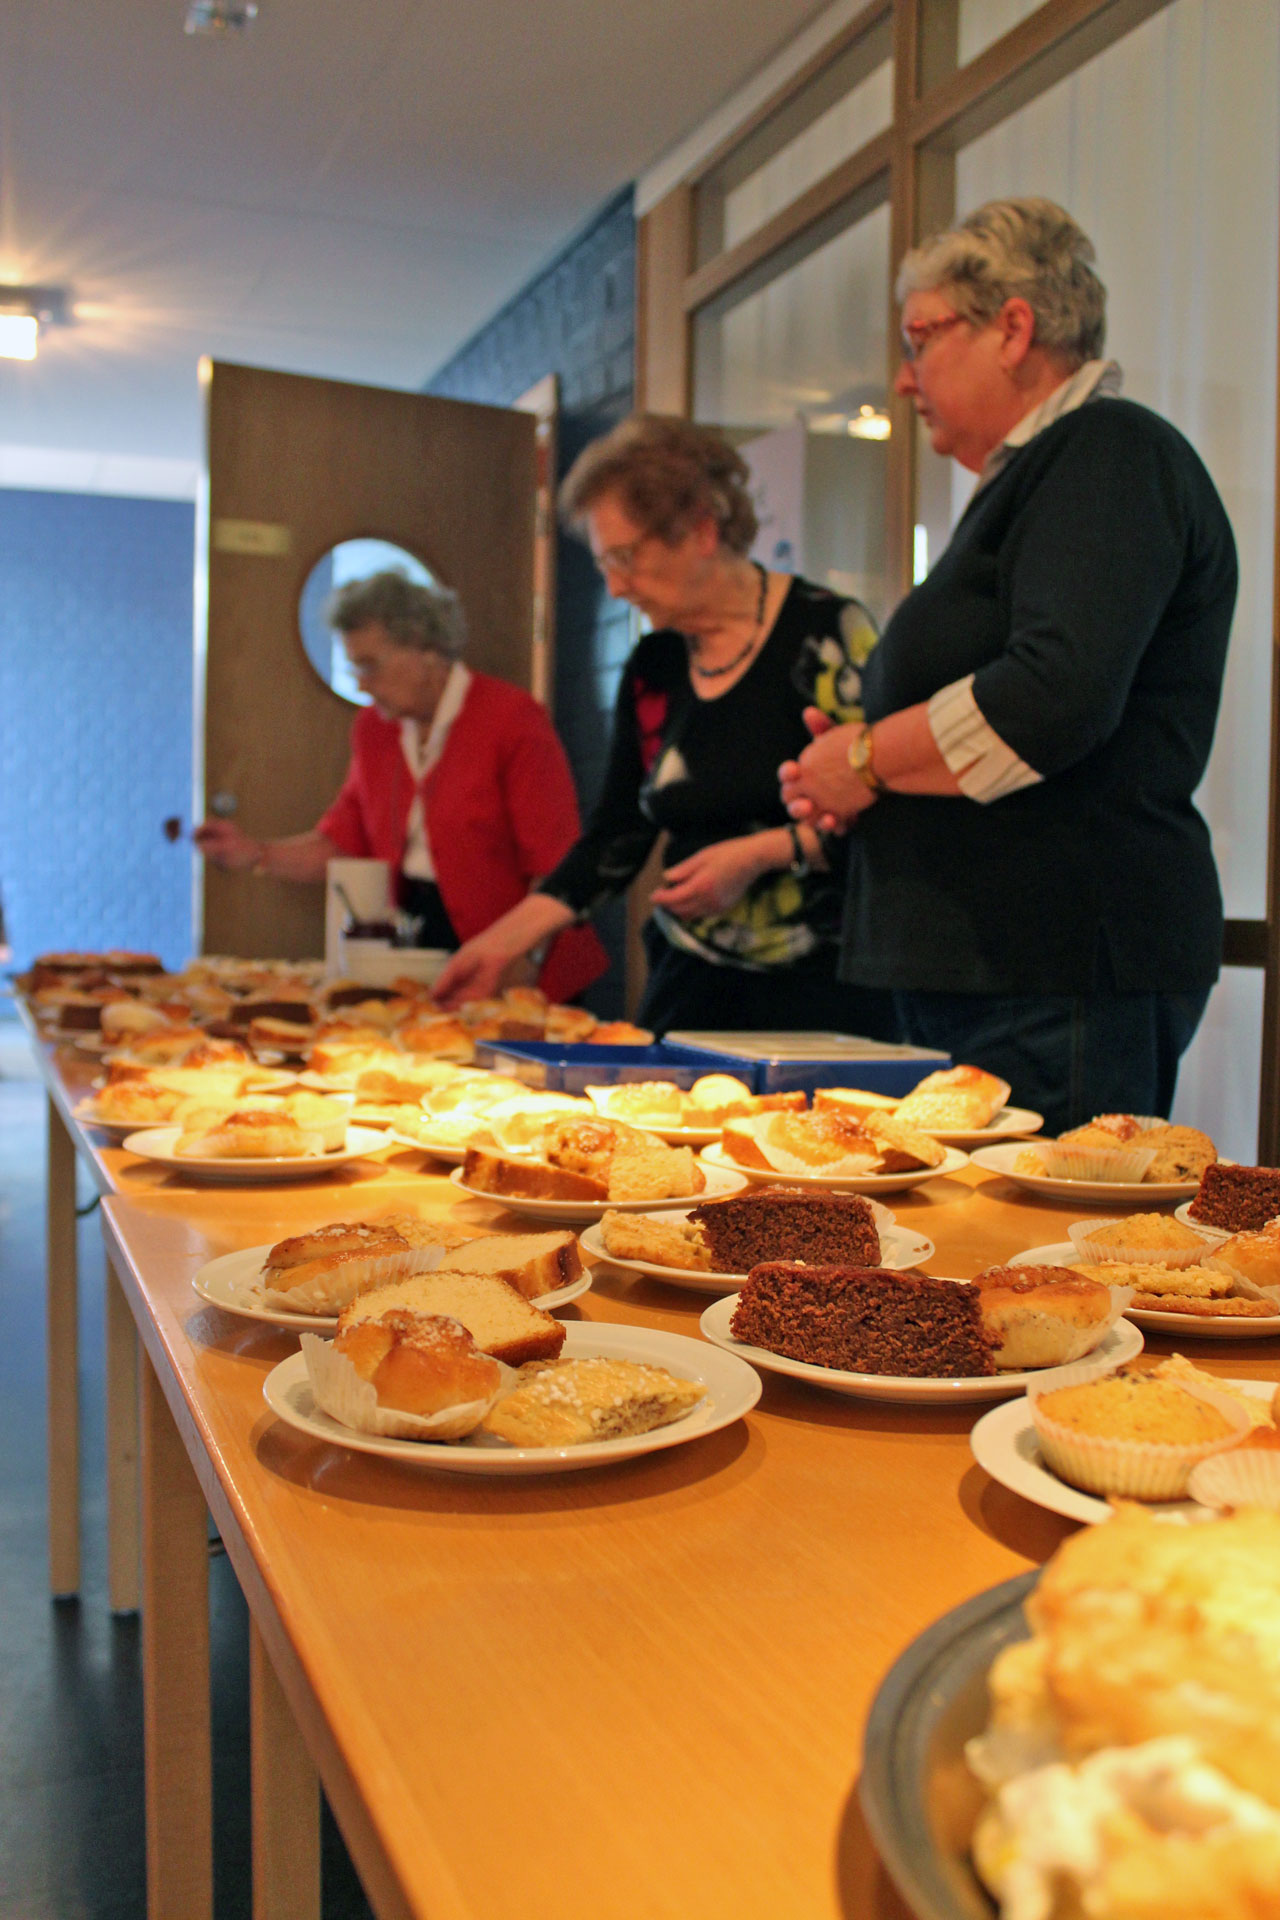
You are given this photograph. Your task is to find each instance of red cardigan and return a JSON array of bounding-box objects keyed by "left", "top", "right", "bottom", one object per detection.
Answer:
[{"left": 318, "top": 674, "right": 608, "bottom": 1003}]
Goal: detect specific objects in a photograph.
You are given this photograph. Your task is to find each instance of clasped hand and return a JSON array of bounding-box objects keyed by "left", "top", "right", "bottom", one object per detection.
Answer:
[{"left": 778, "top": 708, "right": 878, "bottom": 833}]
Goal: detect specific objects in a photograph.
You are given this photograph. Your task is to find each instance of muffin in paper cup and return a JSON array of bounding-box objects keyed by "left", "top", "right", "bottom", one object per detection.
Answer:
[
  {"left": 255, "top": 1244, "right": 447, "bottom": 1315},
  {"left": 1066, "top": 1215, "right": 1214, "bottom": 1269},
  {"left": 1036, "top": 1142, "right": 1157, "bottom": 1183},
  {"left": 1188, "top": 1443, "right": 1280, "bottom": 1512},
  {"left": 1027, "top": 1361, "right": 1252, "bottom": 1500},
  {"left": 300, "top": 1332, "right": 506, "bottom": 1441}
]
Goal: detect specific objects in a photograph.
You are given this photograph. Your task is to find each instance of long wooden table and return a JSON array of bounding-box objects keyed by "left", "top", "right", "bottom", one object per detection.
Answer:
[
  {"left": 20, "top": 1005, "right": 411, "bottom": 1610},
  {"left": 97, "top": 1136, "right": 1280, "bottom": 1920}
]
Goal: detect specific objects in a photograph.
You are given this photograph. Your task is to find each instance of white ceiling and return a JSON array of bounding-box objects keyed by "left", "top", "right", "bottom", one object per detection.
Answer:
[{"left": 0, "top": 0, "right": 830, "bottom": 490}]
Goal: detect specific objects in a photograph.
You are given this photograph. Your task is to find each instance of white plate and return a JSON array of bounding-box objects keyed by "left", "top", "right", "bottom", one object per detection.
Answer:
[
  {"left": 394, "top": 1131, "right": 469, "bottom": 1164},
  {"left": 578, "top": 1208, "right": 935, "bottom": 1295},
  {"left": 700, "top": 1139, "right": 969, "bottom": 1195},
  {"left": 262, "top": 1322, "right": 761, "bottom": 1474},
  {"left": 970, "top": 1378, "right": 1273, "bottom": 1523},
  {"left": 448, "top": 1159, "right": 748, "bottom": 1224},
  {"left": 73, "top": 1101, "right": 147, "bottom": 1137},
  {"left": 920, "top": 1105, "right": 1044, "bottom": 1147},
  {"left": 1010, "top": 1239, "right": 1280, "bottom": 1339},
  {"left": 191, "top": 1244, "right": 592, "bottom": 1329},
  {"left": 1173, "top": 1200, "right": 1232, "bottom": 1239},
  {"left": 970, "top": 1141, "right": 1199, "bottom": 1203},
  {"left": 698, "top": 1294, "right": 1142, "bottom": 1404},
  {"left": 121, "top": 1124, "right": 392, "bottom": 1182}
]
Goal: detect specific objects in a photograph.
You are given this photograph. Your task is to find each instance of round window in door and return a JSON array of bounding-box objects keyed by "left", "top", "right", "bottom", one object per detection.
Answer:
[{"left": 298, "top": 539, "right": 438, "bottom": 705}]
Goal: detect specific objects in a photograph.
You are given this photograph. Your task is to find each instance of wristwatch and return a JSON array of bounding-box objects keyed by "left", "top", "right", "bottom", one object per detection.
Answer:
[{"left": 847, "top": 725, "right": 884, "bottom": 792}]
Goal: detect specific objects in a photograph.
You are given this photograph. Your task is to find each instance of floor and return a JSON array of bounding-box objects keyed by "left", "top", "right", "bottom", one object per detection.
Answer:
[{"left": 0, "top": 1020, "right": 375, "bottom": 1919}]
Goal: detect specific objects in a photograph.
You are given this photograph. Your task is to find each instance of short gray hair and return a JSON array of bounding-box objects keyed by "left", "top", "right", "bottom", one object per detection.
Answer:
[
  {"left": 896, "top": 197, "right": 1106, "bottom": 367},
  {"left": 324, "top": 569, "right": 467, "bottom": 660}
]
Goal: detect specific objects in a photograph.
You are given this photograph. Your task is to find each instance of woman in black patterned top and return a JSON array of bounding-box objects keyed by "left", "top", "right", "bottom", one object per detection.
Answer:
[{"left": 434, "top": 416, "right": 899, "bottom": 1038}]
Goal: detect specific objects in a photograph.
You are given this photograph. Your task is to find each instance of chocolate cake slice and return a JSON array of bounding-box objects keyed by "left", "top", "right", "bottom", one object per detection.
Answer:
[
  {"left": 729, "top": 1264, "right": 997, "bottom": 1378},
  {"left": 1189, "top": 1163, "right": 1280, "bottom": 1233},
  {"left": 689, "top": 1188, "right": 880, "bottom": 1272}
]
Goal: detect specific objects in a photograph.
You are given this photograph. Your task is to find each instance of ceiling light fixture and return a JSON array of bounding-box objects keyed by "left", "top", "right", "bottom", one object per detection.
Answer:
[
  {"left": 185, "top": 1, "right": 259, "bottom": 34},
  {"left": 0, "top": 286, "right": 70, "bottom": 362},
  {"left": 847, "top": 404, "right": 891, "bottom": 441}
]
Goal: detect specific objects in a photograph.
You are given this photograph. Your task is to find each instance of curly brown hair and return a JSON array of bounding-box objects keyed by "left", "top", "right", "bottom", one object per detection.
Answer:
[{"left": 559, "top": 414, "right": 758, "bottom": 555}]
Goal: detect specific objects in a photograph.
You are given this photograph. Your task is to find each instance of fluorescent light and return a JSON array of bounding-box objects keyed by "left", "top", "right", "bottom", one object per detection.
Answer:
[{"left": 0, "top": 314, "right": 38, "bottom": 360}]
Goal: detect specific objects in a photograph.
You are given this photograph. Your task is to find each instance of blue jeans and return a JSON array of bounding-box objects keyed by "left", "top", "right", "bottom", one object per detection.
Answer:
[{"left": 892, "top": 987, "right": 1211, "bottom": 1137}]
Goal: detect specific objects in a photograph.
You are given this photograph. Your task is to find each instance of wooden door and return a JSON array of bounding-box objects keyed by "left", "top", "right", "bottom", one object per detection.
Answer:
[{"left": 196, "top": 361, "right": 541, "bottom": 959}]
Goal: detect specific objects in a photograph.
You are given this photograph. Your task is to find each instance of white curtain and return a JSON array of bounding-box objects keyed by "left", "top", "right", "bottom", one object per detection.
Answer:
[{"left": 948, "top": 0, "right": 1279, "bottom": 1158}]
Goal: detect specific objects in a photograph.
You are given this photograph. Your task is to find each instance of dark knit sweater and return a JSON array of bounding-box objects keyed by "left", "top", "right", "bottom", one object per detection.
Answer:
[{"left": 838, "top": 397, "right": 1237, "bottom": 994}]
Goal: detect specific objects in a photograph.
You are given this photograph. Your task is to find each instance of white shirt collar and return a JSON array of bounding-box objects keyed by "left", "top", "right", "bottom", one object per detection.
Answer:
[
  {"left": 400, "top": 660, "right": 471, "bottom": 780},
  {"left": 976, "top": 358, "right": 1123, "bottom": 492}
]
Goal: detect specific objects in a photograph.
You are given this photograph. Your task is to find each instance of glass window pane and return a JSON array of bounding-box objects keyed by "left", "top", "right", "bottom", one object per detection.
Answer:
[
  {"left": 693, "top": 200, "right": 892, "bottom": 622},
  {"left": 957, "top": 0, "right": 1045, "bottom": 68},
  {"left": 696, "top": 22, "right": 892, "bottom": 264}
]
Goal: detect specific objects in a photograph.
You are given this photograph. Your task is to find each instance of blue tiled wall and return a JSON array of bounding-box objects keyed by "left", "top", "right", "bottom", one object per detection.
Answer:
[
  {"left": 428, "top": 185, "right": 636, "bottom": 1013},
  {"left": 0, "top": 488, "right": 195, "bottom": 974}
]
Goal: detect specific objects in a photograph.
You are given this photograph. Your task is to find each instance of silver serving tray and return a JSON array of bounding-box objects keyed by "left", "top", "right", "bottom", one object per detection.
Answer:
[{"left": 860, "top": 1569, "right": 1037, "bottom": 1920}]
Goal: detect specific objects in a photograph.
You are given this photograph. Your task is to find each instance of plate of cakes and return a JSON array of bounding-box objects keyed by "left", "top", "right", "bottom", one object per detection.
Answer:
[
  {"left": 860, "top": 1506, "right": 1280, "bottom": 1920},
  {"left": 263, "top": 1317, "right": 761, "bottom": 1474},
  {"left": 192, "top": 1217, "right": 593, "bottom": 1329},
  {"left": 395, "top": 1089, "right": 595, "bottom": 1164},
  {"left": 970, "top": 1113, "right": 1217, "bottom": 1203},
  {"left": 1011, "top": 1212, "right": 1280, "bottom": 1337},
  {"left": 701, "top": 1106, "right": 967, "bottom": 1196},
  {"left": 814, "top": 1066, "right": 1044, "bottom": 1147},
  {"left": 698, "top": 1259, "right": 1142, "bottom": 1404},
  {"left": 970, "top": 1357, "right": 1280, "bottom": 1523},
  {"left": 122, "top": 1110, "right": 390, "bottom": 1181},
  {"left": 578, "top": 1188, "right": 934, "bottom": 1295},
  {"left": 448, "top": 1113, "right": 746, "bottom": 1223},
  {"left": 1175, "top": 1159, "right": 1280, "bottom": 1241},
  {"left": 583, "top": 1075, "right": 808, "bottom": 1147}
]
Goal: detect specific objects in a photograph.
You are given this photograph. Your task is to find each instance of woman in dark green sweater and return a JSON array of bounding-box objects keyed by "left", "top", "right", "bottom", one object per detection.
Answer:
[{"left": 781, "top": 197, "right": 1237, "bottom": 1134}]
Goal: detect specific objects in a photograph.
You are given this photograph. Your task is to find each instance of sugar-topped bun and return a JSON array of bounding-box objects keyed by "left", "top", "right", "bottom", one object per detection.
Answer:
[
  {"left": 974, "top": 1265, "right": 1117, "bottom": 1369},
  {"left": 334, "top": 1311, "right": 500, "bottom": 1418},
  {"left": 266, "top": 1220, "right": 409, "bottom": 1274}
]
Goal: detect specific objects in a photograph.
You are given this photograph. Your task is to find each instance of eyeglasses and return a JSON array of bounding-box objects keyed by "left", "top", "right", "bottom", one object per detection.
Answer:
[
  {"left": 899, "top": 313, "right": 967, "bottom": 363},
  {"left": 591, "top": 536, "right": 652, "bottom": 579}
]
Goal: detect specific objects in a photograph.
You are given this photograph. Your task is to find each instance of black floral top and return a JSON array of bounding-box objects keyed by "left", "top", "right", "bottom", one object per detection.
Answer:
[{"left": 541, "top": 578, "right": 877, "bottom": 970}]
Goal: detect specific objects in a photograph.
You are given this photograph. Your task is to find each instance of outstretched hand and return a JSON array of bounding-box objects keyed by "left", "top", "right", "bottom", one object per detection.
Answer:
[{"left": 192, "top": 818, "right": 261, "bottom": 870}]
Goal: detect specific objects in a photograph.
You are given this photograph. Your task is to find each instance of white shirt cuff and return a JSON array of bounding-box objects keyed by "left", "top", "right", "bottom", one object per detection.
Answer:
[{"left": 926, "top": 675, "right": 1043, "bottom": 803}]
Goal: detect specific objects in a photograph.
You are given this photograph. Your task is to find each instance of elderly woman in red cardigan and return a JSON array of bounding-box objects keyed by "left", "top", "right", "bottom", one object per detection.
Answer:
[{"left": 194, "top": 571, "right": 607, "bottom": 1003}]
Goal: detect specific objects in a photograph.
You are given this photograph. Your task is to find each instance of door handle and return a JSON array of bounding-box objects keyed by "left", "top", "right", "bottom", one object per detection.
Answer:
[{"left": 210, "top": 791, "right": 238, "bottom": 817}]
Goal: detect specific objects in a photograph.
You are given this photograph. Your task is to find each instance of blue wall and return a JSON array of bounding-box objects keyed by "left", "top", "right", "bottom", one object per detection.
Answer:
[
  {"left": 428, "top": 185, "right": 636, "bottom": 1013},
  {"left": 0, "top": 488, "right": 195, "bottom": 974}
]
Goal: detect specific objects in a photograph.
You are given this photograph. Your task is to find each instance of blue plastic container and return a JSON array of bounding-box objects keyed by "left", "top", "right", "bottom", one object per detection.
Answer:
[
  {"left": 661, "top": 1032, "right": 951, "bottom": 1098},
  {"left": 472, "top": 1040, "right": 762, "bottom": 1095},
  {"left": 474, "top": 1034, "right": 951, "bottom": 1098}
]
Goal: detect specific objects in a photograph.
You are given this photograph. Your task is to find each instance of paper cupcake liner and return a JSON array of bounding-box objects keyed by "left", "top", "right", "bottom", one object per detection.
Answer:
[
  {"left": 1067, "top": 1218, "right": 1211, "bottom": 1270},
  {"left": 1028, "top": 1361, "right": 1252, "bottom": 1500},
  {"left": 1037, "top": 1144, "right": 1158, "bottom": 1183},
  {"left": 1188, "top": 1446, "right": 1280, "bottom": 1511},
  {"left": 1204, "top": 1257, "right": 1280, "bottom": 1305},
  {"left": 300, "top": 1333, "right": 505, "bottom": 1441},
  {"left": 256, "top": 1244, "right": 446, "bottom": 1315}
]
